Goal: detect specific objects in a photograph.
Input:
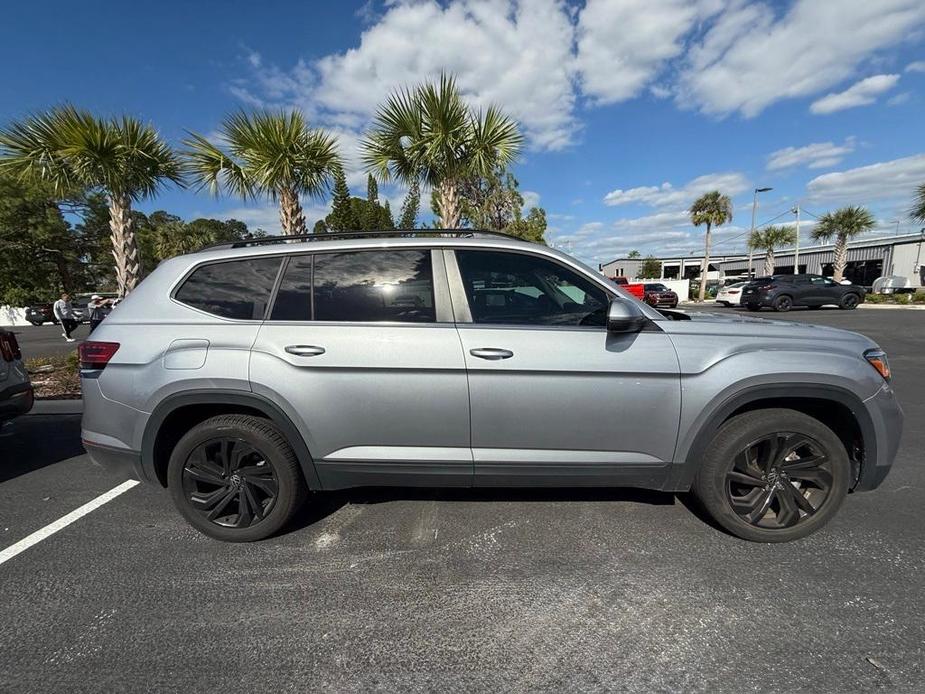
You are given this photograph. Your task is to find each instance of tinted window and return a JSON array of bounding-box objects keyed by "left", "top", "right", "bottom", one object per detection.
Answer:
[
  {"left": 176, "top": 257, "right": 280, "bottom": 319},
  {"left": 271, "top": 256, "right": 313, "bottom": 321},
  {"left": 456, "top": 250, "right": 609, "bottom": 327},
  {"left": 313, "top": 250, "right": 435, "bottom": 322}
]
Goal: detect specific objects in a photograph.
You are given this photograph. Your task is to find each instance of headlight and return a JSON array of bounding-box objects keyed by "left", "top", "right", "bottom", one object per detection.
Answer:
[{"left": 864, "top": 348, "right": 891, "bottom": 381}]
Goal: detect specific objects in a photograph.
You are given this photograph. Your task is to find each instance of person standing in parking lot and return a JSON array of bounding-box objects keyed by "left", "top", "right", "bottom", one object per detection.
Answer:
[
  {"left": 87, "top": 294, "right": 113, "bottom": 334},
  {"left": 53, "top": 292, "right": 77, "bottom": 342}
]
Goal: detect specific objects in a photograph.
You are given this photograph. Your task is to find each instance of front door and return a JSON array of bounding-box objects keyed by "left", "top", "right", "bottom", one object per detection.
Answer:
[
  {"left": 250, "top": 248, "right": 472, "bottom": 489},
  {"left": 447, "top": 249, "right": 681, "bottom": 487}
]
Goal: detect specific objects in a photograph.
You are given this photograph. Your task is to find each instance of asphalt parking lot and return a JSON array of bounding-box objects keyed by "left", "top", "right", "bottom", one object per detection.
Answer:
[
  {"left": 1, "top": 306, "right": 923, "bottom": 692},
  {"left": 12, "top": 322, "right": 88, "bottom": 360}
]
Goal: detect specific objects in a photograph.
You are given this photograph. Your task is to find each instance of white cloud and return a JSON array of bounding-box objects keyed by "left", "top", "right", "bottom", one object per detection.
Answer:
[
  {"left": 603, "top": 172, "right": 750, "bottom": 208},
  {"left": 575, "top": 0, "right": 721, "bottom": 105},
  {"left": 215, "top": 200, "right": 332, "bottom": 235},
  {"left": 906, "top": 61, "right": 925, "bottom": 73},
  {"left": 806, "top": 153, "right": 925, "bottom": 204},
  {"left": 887, "top": 92, "right": 911, "bottom": 106},
  {"left": 767, "top": 137, "right": 857, "bottom": 171},
  {"left": 678, "top": 0, "right": 925, "bottom": 117},
  {"left": 521, "top": 190, "right": 541, "bottom": 210},
  {"left": 810, "top": 74, "right": 900, "bottom": 114}
]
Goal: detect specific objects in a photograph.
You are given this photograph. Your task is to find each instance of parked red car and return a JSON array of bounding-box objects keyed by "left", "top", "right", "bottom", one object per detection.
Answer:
[{"left": 642, "top": 283, "right": 679, "bottom": 308}]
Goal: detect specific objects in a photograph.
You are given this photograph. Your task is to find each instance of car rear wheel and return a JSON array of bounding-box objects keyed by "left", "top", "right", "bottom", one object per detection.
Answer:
[
  {"left": 691, "top": 408, "right": 849, "bottom": 542},
  {"left": 839, "top": 293, "right": 860, "bottom": 310},
  {"left": 772, "top": 295, "right": 793, "bottom": 312},
  {"left": 167, "top": 414, "right": 307, "bottom": 542}
]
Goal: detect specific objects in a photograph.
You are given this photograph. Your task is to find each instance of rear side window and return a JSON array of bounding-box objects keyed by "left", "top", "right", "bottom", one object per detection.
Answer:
[
  {"left": 312, "top": 250, "right": 435, "bottom": 322},
  {"left": 175, "top": 257, "right": 281, "bottom": 320}
]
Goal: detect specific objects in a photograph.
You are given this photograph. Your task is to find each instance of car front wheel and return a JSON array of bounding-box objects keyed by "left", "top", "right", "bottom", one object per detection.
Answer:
[
  {"left": 772, "top": 295, "right": 793, "bottom": 312},
  {"left": 691, "top": 408, "right": 849, "bottom": 542},
  {"left": 167, "top": 414, "right": 307, "bottom": 542},
  {"left": 839, "top": 293, "right": 860, "bottom": 310}
]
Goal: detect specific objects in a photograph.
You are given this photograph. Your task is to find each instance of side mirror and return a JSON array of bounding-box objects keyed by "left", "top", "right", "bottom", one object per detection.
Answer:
[{"left": 607, "top": 298, "right": 647, "bottom": 334}]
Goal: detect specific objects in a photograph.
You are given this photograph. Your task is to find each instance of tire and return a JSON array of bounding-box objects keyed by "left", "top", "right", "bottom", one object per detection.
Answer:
[
  {"left": 691, "top": 408, "right": 850, "bottom": 542},
  {"left": 839, "top": 293, "right": 860, "bottom": 310},
  {"left": 745, "top": 303, "right": 761, "bottom": 312},
  {"left": 772, "top": 295, "right": 793, "bottom": 312},
  {"left": 167, "top": 414, "right": 307, "bottom": 542}
]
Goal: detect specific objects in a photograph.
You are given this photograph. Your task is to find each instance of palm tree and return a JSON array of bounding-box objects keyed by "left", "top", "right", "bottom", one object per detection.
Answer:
[
  {"left": 690, "top": 191, "right": 733, "bottom": 301},
  {"left": 361, "top": 74, "right": 523, "bottom": 228},
  {"left": 0, "top": 105, "right": 182, "bottom": 296},
  {"left": 747, "top": 225, "right": 797, "bottom": 276},
  {"left": 811, "top": 205, "right": 876, "bottom": 282},
  {"left": 184, "top": 110, "right": 340, "bottom": 235},
  {"left": 912, "top": 183, "right": 925, "bottom": 223}
]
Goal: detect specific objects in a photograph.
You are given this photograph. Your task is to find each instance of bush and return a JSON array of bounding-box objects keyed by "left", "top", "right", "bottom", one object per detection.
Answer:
[{"left": 895, "top": 292, "right": 911, "bottom": 305}]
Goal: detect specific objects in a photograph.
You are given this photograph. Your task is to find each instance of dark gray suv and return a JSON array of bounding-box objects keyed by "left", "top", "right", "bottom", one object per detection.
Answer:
[{"left": 79, "top": 231, "right": 903, "bottom": 543}]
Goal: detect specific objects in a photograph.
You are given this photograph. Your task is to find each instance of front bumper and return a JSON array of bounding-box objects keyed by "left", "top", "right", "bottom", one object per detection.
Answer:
[
  {"left": 854, "top": 383, "right": 904, "bottom": 491},
  {"left": 0, "top": 381, "right": 34, "bottom": 421}
]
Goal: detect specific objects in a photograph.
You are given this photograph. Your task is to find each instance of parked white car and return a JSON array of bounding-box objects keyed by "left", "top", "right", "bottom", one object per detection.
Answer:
[{"left": 716, "top": 281, "right": 749, "bottom": 306}]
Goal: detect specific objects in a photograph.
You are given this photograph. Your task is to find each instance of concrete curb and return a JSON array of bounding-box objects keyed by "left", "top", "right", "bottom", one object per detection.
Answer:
[
  {"left": 857, "top": 304, "right": 925, "bottom": 310},
  {"left": 28, "top": 399, "right": 83, "bottom": 415}
]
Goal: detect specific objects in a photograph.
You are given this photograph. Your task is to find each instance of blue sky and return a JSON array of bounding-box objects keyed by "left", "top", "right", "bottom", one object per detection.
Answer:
[{"left": 2, "top": 0, "right": 924, "bottom": 267}]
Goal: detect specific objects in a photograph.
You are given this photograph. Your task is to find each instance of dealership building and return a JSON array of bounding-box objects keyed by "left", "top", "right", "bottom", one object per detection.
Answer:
[{"left": 599, "top": 231, "right": 925, "bottom": 288}]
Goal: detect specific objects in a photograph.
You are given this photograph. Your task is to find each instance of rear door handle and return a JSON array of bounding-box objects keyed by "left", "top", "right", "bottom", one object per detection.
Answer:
[
  {"left": 469, "top": 347, "right": 514, "bottom": 360},
  {"left": 285, "top": 345, "right": 326, "bottom": 357}
]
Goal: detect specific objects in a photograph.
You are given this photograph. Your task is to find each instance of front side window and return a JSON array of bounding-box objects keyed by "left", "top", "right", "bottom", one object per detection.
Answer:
[
  {"left": 455, "top": 250, "right": 609, "bottom": 327},
  {"left": 313, "top": 250, "right": 435, "bottom": 322},
  {"left": 175, "top": 257, "right": 281, "bottom": 320}
]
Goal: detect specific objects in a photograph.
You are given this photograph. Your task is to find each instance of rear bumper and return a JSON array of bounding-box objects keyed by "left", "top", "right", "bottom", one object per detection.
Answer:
[
  {"left": 854, "top": 384, "right": 904, "bottom": 491},
  {"left": 0, "top": 381, "right": 34, "bottom": 421},
  {"left": 83, "top": 440, "right": 146, "bottom": 481}
]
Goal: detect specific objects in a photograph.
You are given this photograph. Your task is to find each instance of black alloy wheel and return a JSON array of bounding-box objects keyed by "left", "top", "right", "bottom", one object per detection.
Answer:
[
  {"left": 725, "top": 432, "right": 833, "bottom": 530},
  {"left": 840, "top": 293, "right": 860, "bottom": 310},
  {"left": 773, "top": 295, "right": 793, "bottom": 312},
  {"left": 181, "top": 437, "right": 278, "bottom": 528}
]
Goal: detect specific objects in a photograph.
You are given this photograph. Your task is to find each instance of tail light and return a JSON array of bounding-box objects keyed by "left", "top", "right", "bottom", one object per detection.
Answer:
[
  {"left": 0, "top": 332, "right": 21, "bottom": 361},
  {"left": 729, "top": 289, "right": 741, "bottom": 294},
  {"left": 758, "top": 284, "right": 776, "bottom": 291},
  {"left": 78, "top": 341, "right": 120, "bottom": 370}
]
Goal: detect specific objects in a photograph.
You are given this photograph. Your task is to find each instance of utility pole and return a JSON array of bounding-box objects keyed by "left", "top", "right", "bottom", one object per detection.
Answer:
[
  {"left": 747, "top": 187, "right": 773, "bottom": 278},
  {"left": 792, "top": 203, "right": 800, "bottom": 274}
]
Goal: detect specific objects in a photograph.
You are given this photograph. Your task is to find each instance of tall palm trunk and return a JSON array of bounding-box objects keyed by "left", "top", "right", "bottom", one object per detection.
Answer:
[
  {"left": 763, "top": 248, "right": 775, "bottom": 277},
  {"left": 832, "top": 234, "right": 848, "bottom": 282},
  {"left": 697, "top": 222, "right": 713, "bottom": 302},
  {"left": 279, "top": 187, "right": 307, "bottom": 235},
  {"left": 437, "top": 179, "right": 461, "bottom": 228},
  {"left": 108, "top": 193, "right": 142, "bottom": 297}
]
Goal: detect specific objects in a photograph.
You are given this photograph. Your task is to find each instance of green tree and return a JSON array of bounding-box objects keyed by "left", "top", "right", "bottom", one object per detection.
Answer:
[
  {"left": 639, "top": 256, "right": 662, "bottom": 279},
  {"left": 398, "top": 179, "right": 420, "bottom": 229},
  {"left": 627, "top": 250, "right": 641, "bottom": 259},
  {"left": 690, "top": 191, "right": 733, "bottom": 301},
  {"left": 912, "top": 183, "right": 925, "bottom": 223},
  {"left": 326, "top": 166, "right": 356, "bottom": 231},
  {"left": 313, "top": 218, "right": 329, "bottom": 233},
  {"left": 379, "top": 200, "right": 395, "bottom": 230},
  {"left": 0, "top": 105, "right": 183, "bottom": 296},
  {"left": 461, "top": 167, "right": 523, "bottom": 230},
  {"left": 184, "top": 110, "right": 340, "bottom": 235},
  {"left": 811, "top": 206, "right": 876, "bottom": 282},
  {"left": 506, "top": 206, "right": 547, "bottom": 244},
  {"left": 364, "top": 174, "right": 381, "bottom": 230},
  {"left": 747, "top": 224, "right": 797, "bottom": 276},
  {"left": 362, "top": 74, "right": 523, "bottom": 228}
]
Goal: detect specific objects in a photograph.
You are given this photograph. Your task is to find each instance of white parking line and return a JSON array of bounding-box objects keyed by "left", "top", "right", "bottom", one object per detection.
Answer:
[{"left": 0, "top": 480, "right": 140, "bottom": 566}]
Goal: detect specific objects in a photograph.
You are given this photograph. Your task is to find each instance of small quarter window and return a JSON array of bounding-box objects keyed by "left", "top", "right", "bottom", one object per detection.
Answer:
[{"left": 175, "top": 257, "right": 281, "bottom": 320}]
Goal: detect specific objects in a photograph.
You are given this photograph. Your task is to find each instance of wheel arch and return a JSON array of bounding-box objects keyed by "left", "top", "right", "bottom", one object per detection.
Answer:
[
  {"left": 669, "top": 384, "right": 875, "bottom": 493},
  {"left": 141, "top": 390, "right": 322, "bottom": 491}
]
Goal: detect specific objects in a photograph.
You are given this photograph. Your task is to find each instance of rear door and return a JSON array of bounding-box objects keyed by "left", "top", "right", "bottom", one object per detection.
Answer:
[
  {"left": 447, "top": 248, "right": 680, "bottom": 488},
  {"left": 250, "top": 247, "right": 472, "bottom": 489}
]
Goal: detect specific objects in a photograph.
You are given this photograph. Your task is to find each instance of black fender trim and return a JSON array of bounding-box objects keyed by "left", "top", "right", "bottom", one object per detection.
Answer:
[
  {"left": 141, "top": 389, "right": 322, "bottom": 490},
  {"left": 667, "top": 383, "right": 876, "bottom": 492}
]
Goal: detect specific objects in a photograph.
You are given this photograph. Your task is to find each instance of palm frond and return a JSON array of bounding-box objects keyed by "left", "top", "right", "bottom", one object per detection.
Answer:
[{"left": 912, "top": 183, "right": 925, "bottom": 223}]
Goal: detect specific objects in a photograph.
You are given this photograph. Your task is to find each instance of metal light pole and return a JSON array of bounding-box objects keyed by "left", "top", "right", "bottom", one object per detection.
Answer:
[
  {"left": 747, "top": 187, "right": 773, "bottom": 278},
  {"left": 792, "top": 203, "right": 800, "bottom": 274}
]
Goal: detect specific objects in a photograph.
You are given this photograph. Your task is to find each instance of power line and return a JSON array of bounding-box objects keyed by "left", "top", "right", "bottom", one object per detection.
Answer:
[{"left": 711, "top": 209, "right": 795, "bottom": 250}]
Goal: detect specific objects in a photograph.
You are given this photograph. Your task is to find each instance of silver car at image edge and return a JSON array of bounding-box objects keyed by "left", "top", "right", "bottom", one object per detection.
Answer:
[
  {"left": 78, "top": 231, "right": 903, "bottom": 543},
  {"left": 0, "top": 328, "right": 34, "bottom": 425}
]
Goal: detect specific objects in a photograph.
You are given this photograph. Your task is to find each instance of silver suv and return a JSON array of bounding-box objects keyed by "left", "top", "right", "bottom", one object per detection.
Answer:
[{"left": 79, "top": 231, "right": 903, "bottom": 543}]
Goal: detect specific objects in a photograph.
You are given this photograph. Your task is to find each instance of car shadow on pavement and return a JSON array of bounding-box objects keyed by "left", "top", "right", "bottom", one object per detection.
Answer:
[
  {"left": 0, "top": 415, "right": 85, "bottom": 484},
  {"left": 287, "top": 486, "right": 677, "bottom": 534}
]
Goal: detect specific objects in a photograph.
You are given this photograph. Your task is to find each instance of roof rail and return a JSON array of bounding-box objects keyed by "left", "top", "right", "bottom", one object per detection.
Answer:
[{"left": 200, "top": 228, "right": 525, "bottom": 252}]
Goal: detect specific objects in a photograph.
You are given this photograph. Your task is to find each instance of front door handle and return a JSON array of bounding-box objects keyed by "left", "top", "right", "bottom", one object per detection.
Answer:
[
  {"left": 285, "top": 345, "right": 326, "bottom": 357},
  {"left": 469, "top": 347, "right": 514, "bottom": 360}
]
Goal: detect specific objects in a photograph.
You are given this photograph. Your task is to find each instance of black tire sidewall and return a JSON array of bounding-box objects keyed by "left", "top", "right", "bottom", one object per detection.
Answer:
[
  {"left": 692, "top": 409, "right": 850, "bottom": 542},
  {"left": 167, "top": 416, "right": 304, "bottom": 542},
  {"left": 841, "top": 293, "right": 860, "bottom": 310},
  {"left": 773, "top": 295, "right": 792, "bottom": 312}
]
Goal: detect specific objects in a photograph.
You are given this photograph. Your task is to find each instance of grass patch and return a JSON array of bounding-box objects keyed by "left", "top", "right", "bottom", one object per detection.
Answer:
[{"left": 25, "top": 352, "right": 81, "bottom": 399}]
